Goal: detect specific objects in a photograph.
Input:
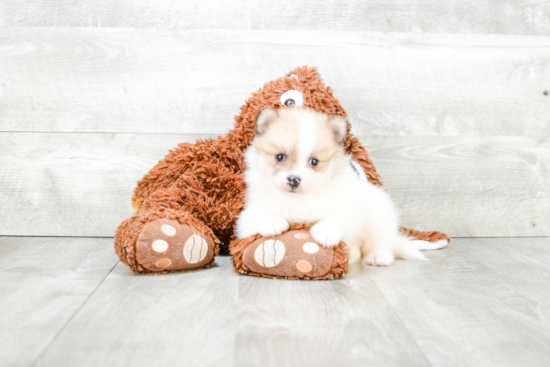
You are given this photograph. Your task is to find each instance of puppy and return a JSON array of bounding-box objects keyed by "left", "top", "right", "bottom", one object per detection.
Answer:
[{"left": 235, "top": 107, "right": 447, "bottom": 266}]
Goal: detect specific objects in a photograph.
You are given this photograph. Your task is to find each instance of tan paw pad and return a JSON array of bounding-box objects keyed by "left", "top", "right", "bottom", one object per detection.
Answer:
[
  {"left": 296, "top": 259, "right": 313, "bottom": 273},
  {"left": 254, "top": 240, "right": 285, "bottom": 267},
  {"left": 183, "top": 235, "right": 209, "bottom": 264},
  {"left": 302, "top": 242, "right": 319, "bottom": 254},
  {"left": 156, "top": 258, "right": 172, "bottom": 268},
  {"left": 161, "top": 224, "right": 177, "bottom": 236},
  {"left": 152, "top": 240, "right": 169, "bottom": 252}
]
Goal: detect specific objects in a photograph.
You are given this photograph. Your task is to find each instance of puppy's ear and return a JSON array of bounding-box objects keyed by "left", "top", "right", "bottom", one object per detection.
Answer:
[
  {"left": 255, "top": 108, "right": 279, "bottom": 135},
  {"left": 326, "top": 116, "right": 349, "bottom": 145}
]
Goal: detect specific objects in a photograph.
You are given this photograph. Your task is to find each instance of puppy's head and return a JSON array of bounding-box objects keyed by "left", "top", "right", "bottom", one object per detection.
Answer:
[{"left": 250, "top": 107, "right": 349, "bottom": 195}]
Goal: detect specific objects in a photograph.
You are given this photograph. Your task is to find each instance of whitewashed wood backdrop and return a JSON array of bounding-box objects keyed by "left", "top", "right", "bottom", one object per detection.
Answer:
[{"left": 0, "top": 1, "right": 549, "bottom": 238}]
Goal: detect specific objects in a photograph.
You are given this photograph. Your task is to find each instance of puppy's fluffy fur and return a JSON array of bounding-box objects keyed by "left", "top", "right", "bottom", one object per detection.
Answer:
[{"left": 236, "top": 107, "right": 447, "bottom": 266}]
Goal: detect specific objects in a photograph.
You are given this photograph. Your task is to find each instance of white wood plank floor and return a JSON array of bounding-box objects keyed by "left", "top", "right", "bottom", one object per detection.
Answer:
[{"left": 2, "top": 237, "right": 550, "bottom": 367}]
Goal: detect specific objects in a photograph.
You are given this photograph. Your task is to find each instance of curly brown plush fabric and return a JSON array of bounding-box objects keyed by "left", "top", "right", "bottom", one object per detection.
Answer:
[{"left": 114, "top": 66, "right": 450, "bottom": 276}]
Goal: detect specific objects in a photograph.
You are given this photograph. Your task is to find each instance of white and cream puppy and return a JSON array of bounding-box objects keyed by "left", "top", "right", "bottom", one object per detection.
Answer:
[{"left": 235, "top": 107, "right": 447, "bottom": 266}]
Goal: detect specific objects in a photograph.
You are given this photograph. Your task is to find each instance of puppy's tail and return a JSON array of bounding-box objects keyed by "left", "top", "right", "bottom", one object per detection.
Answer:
[{"left": 393, "top": 236, "right": 449, "bottom": 261}]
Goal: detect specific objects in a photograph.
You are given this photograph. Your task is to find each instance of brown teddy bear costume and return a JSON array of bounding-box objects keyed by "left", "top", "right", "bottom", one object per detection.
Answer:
[{"left": 114, "top": 66, "right": 450, "bottom": 279}]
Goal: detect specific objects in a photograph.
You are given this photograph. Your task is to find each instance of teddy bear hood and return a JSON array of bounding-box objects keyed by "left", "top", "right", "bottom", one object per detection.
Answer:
[{"left": 226, "top": 66, "right": 348, "bottom": 150}]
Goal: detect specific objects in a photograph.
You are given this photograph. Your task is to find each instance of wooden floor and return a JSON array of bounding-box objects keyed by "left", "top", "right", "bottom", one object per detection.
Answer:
[{"left": 1, "top": 237, "right": 549, "bottom": 367}]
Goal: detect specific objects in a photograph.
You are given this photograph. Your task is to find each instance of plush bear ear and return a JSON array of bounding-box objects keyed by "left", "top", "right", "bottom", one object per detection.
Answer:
[
  {"left": 255, "top": 108, "right": 279, "bottom": 135},
  {"left": 326, "top": 116, "right": 349, "bottom": 145}
]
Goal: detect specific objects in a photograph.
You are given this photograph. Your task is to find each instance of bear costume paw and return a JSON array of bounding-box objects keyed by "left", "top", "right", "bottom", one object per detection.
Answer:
[
  {"left": 114, "top": 210, "right": 220, "bottom": 274},
  {"left": 135, "top": 219, "right": 216, "bottom": 272},
  {"left": 230, "top": 225, "right": 349, "bottom": 280}
]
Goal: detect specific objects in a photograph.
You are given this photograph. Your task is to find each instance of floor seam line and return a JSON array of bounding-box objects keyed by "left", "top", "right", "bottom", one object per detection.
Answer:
[
  {"left": 372, "top": 277, "right": 435, "bottom": 367},
  {"left": 28, "top": 260, "right": 120, "bottom": 367}
]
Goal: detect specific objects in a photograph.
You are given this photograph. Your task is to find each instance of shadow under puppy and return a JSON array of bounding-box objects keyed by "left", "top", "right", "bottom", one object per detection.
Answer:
[{"left": 236, "top": 107, "right": 448, "bottom": 266}]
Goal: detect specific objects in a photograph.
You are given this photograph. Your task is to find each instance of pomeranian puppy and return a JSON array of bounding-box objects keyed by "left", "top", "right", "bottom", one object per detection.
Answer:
[{"left": 235, "top": 107, "right": 448, "bottom": 266}]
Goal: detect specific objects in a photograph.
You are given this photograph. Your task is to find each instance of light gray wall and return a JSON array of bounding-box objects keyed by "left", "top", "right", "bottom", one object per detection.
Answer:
[{"left": 0, "top": 1, "right": 548, "bottom": 237}]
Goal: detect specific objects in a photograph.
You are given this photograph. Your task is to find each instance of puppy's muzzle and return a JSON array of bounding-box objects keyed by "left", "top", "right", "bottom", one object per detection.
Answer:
[{"left": 287, "top": 176, "right": 301, "bottom": 189}]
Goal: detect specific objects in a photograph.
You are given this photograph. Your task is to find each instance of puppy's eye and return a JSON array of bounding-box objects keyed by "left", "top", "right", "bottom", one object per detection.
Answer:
[
  {"left": 276, "top": 154, "right": 286, "bottom": 162},
  {"left": 279, "top": 90, "right": 303, "bottom": 107},
  {"left": 309, "top": 158, "right": 319, "bottom": 167}
]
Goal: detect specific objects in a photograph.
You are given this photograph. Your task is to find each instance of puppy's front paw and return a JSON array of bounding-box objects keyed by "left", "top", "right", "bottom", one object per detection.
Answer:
[
  {"left": 255, "top": 216, "right": 290, "bottom": 237},
  {"left": 363, "top": 249, "right": 394, "bottom": 267},
  {"left": 310, "top": 222, "right": 343, "bottom": 247}
]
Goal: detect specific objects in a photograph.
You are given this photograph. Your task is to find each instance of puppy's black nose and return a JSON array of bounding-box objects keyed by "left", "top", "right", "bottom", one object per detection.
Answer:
[{"left": 287, "top": 176, "right": 301, "bottom": 188}]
